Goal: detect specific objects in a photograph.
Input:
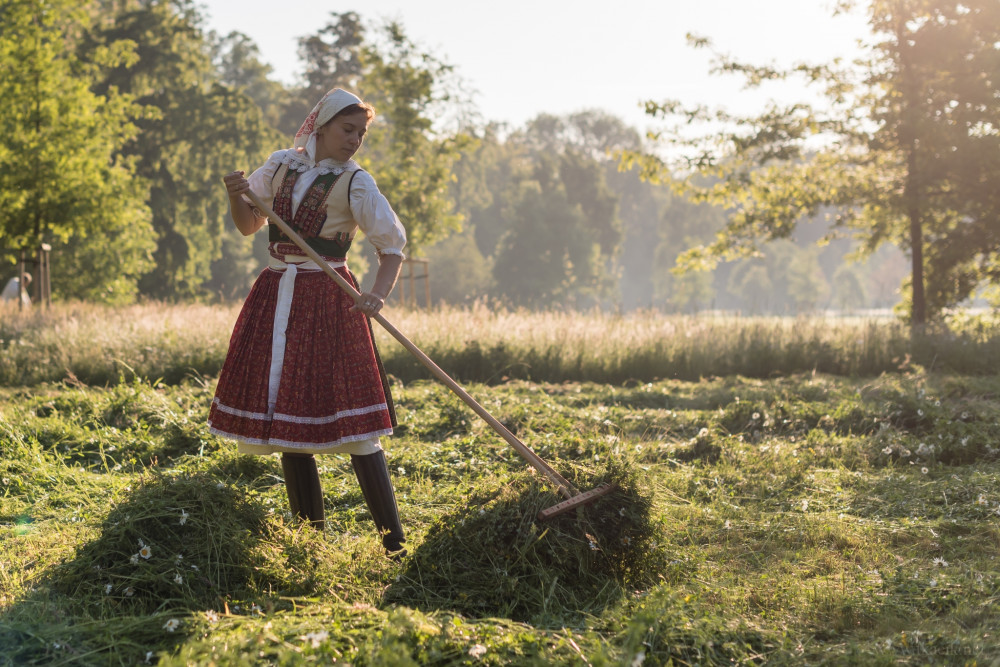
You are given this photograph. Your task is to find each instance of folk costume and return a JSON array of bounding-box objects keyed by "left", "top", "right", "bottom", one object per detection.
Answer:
[{"left": 209, "top": 88, "right": 407, "bottom": 555}]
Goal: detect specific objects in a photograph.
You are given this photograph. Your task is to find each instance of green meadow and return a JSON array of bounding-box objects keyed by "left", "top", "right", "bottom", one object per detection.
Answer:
[{"left": 0, "top": 303, "right": 997, "bottom": 665}]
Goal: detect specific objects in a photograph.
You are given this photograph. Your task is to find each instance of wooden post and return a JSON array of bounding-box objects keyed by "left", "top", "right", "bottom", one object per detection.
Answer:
[
  {"left": 17, "top": 250, "right": 26, "bottom": 311},
  {"left": 38, "top": 243, "right": 51, "bottom": 308}
]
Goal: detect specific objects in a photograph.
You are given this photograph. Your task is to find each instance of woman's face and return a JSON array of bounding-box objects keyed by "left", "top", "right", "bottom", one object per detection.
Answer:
[{"left": 317, "top": 111, "right": 369, "bottom": 162}]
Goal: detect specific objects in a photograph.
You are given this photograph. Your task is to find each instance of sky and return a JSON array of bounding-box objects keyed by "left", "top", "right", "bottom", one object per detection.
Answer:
[{"left": 196, "top": 0, "right": 872, "bottom": 134}]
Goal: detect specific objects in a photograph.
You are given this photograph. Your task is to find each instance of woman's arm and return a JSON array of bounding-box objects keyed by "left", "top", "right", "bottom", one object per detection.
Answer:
[
  {"left": 352, "top": 252, "right": 403, "bottom": 317},
  {"left": 223, "top": 170, "right": 267, "bottom": 236}
]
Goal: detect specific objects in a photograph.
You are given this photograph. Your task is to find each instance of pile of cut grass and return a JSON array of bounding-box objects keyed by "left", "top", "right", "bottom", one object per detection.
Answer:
[{"left": 385, "top": 459, "right": 665, "bottom": 623}]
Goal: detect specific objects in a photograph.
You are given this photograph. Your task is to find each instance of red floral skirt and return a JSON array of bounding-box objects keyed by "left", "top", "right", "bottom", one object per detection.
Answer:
[{"left": 208, "top": 264, "right": 395, "bottom": 452}]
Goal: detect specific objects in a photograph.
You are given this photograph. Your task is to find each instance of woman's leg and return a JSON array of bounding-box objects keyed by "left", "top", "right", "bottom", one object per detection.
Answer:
[
  {"left": 281, "top": 452, "right": 325, "bottom": 529},
  {"left": 351, "top": 451, "right": 406, "bottom": 556}
]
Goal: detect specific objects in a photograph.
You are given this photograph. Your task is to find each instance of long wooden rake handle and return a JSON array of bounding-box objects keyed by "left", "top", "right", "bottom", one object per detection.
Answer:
[{"left": 246, "top": 191, "right": 578, "bottom": 500}]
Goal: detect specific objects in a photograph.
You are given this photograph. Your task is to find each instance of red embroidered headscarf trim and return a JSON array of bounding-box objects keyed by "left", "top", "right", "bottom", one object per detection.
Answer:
[{"left": 293, "top": 88, "right": 365, "bottom": 162}]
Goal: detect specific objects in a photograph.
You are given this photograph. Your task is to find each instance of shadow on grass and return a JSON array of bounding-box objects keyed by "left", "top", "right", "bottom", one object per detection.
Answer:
[{"left": 0, "top": 470, "right": 273, "bottom": 665}]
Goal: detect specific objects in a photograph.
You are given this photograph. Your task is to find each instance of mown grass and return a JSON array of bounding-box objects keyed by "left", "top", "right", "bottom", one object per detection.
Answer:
[{"left": 1, "top": 304, "right": 999, "bottom": 665}]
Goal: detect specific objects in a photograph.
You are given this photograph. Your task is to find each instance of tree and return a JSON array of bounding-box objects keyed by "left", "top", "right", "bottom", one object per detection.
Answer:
[
  {"left": 629, "top": 0, "right": 1000, "bottom": 326},
  {"left": 0, "top": 0, "right": 153, "bottom": 302},
  {"left": 83, "top": 0, "right": 280, "bottom": 299}
]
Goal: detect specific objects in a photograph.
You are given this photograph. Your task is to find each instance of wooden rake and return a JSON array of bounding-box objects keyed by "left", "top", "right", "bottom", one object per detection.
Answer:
[{"left": 247, "top": 191, "right": 615, "bottom": 520}]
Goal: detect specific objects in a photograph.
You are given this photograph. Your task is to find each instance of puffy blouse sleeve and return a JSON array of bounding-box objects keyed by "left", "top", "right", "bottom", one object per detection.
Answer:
[
  {"left": 349, "top": 170, "right": 407, "bottom": 257},
  {"left": 243, "top": 150, "right": 288, "bottom": 204}
]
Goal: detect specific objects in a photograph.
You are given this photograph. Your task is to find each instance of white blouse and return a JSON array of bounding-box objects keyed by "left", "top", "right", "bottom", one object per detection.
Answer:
[{"left": 246, "top": 149, "right": 406, "bottom": 257}]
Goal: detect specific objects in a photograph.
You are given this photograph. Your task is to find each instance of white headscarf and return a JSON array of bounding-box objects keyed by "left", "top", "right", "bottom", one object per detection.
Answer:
[{"left": 293, "top": 88, "right": 365, "bottom": 162}]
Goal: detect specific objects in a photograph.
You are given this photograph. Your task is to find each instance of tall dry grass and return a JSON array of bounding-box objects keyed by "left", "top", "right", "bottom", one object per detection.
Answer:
[{"left": 1, "top": 300, "right": 997, "bottom": 386}]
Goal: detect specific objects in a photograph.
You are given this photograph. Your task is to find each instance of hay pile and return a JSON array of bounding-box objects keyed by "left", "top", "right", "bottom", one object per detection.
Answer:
[{"left": 385, "top": 457, "right": 669, "bottom": 623}]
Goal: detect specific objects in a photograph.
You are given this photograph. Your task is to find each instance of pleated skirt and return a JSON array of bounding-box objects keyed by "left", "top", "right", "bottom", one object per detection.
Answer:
[{"left": 208, "top": 264, "right": 395, "bottom": 455}]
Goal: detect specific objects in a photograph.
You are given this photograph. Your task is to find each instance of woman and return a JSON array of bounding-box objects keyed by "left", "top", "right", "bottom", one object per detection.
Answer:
[{"left": 209, "top": 88, "right": 407, "bottom": 557}]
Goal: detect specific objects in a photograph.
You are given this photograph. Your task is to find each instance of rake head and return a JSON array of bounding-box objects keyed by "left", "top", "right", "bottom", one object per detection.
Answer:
[{"left": 536, "top": 483, "right": 617, "bottom": 521}]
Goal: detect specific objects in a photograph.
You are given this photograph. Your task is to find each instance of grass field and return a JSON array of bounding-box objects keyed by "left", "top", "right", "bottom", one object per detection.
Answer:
[{"left": 0, "top": 303, "right": 998, "bottom": 665}]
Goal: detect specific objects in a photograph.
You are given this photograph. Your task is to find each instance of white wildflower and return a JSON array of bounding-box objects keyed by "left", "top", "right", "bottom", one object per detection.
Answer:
[
  {"left": 145, "top": 651, "right": 154, "bottom": 664},
  {"left": 302, "top": 630, "right": 329, "bottom": 648},
  {"left": 752, "top": 412, "right": 760, "bottom": 420},
  {"left": 124, "top": 586, "right": 135, "bottom": 597},
  {"left": 977, "top": 494, "right": 988, "bottom": 505},
  {"left": 929, "top": 578, "right": 937, "bottom": 587},
  {"left": 163, "top": 618, "right": 180, "bottom": 632},
  {"left": 631, "top": 649, "right": 646, "bottom": 666},
  {"left": 698, "top": 428, "right": 709, "bottom": 438},
  {"left": 469, "top": 644, "right": 487, "bottom": 659},
  {"left": 179, "top": 510, "right": 189, "bottom": 525},
  {"left": 173, "top": 573, "right": 184, "bottom": 584},
  {"left": 206, "top": 610, "right": 219, "bottom": 623},
  {"left": 933, "top": 557, "right": 948, "bottom": 567},
  {"left": 800, "top": 499, "right": 809, "bottom": 512},
  {"left": 882, "top": 446, "right": 893, "bottom": 455},
  {"left": 129, "top": 553, "right": 140, "bottom": 566},
  {"left": 723, "top": 520, "right": 732, "bottom": 530},
  {"left": 139, "top": 545, "right": 152, "bottom": 559},
  {"left": 921, "top": 467, "right": 929, "bottom": 475},
  {"left": 104, "top": 583, "right": 112, "bottom": 594}
]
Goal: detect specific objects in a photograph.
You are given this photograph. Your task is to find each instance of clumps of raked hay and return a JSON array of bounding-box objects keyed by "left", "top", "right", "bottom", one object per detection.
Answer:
[
  {"left": 49, "top": 455, "right": 367, "bottom": 620},
  {"left": 384, "top": 454, "right": 669, "bottom": 623}
]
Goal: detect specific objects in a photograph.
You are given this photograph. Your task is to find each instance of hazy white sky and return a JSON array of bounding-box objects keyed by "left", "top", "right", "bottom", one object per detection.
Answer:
[{"left": 197, "top": 0, "right": 870, "bottom": 132}]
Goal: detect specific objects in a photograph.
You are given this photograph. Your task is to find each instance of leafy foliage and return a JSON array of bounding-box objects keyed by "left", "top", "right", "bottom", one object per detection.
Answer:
[
  {"left": 630, "top": 0, "right": 1000, "bottom": 324},
  {"left": 0, "top": 0, "right": 153, "bottom": 302}
]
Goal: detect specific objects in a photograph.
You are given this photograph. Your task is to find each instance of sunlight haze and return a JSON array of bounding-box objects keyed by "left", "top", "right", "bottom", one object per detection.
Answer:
[{"left": 199, "top": 0, "right": 869, "bottom": 133}]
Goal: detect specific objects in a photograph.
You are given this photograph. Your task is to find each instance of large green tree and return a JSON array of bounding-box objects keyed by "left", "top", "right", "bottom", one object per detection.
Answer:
[
  {"left": 83, "top": 0, "right": 279, "bottom": 299},
  {"left": 630, "top": 0, "right": 1000, "bottom": 325},
  {"left": 0, "top": 0, "right": 153, "bottom": 302}
]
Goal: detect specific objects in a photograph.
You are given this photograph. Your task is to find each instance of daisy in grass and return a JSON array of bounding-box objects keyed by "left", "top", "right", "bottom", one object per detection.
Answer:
[
  {"left": 163, "top": 618, "right": 180, "bottom": 632},
  {"left": 469, "top": 644, "right": 487, "bottom": 659},
  {"left": 139, "top": 545, "right": 152, "bottom": 559},
  {"left": 933, "top": 557, "right": 949, "bottom": 567},
  {"left": 302, "top": 631, "right": 329, "bottom": 648},
  {"left": 173, "top": 573, "right": 184, "bottom": 584},
  {"left": 179, "top": 510, "right": 189, "bottom": 525},
  {"left": 205, "top": 610, "right": 219, "bottom": 623},
  {"left": 129, "top": 554, "right": 140, "bottom": 565}
]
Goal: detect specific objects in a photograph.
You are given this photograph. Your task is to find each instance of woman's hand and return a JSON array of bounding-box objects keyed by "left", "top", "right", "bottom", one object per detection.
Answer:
[
  {"left": 223, "top": 170, "right": 266, "bottom": 236},
  {"left": 351, "top": 291, "right": 385, "bottom": 317},
  {"left": 223, "top": 170, "right": 250, "bottom": 198}
]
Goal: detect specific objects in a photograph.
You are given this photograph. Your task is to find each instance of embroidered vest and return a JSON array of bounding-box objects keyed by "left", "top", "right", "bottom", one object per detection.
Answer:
[{"left": 268, "top": 163, "right": 361, "bottom": 259}]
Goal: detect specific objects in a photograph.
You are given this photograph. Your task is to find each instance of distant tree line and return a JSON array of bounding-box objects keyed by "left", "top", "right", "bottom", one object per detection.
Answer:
[{"left": 1, "top": 0, "right": 994, "bottom": 321}]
